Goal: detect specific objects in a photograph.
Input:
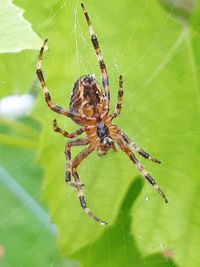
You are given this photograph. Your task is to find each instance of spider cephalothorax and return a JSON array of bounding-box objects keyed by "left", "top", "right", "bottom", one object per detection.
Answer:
[
  {"left": 96, "top": 122, "right": 116, "bottom": 156},
  {"left": 96, "top": 122, "right": 111, "bottom": 145},
  {"left": 36, "top": 3, "right": 168, "bottom": 226}
]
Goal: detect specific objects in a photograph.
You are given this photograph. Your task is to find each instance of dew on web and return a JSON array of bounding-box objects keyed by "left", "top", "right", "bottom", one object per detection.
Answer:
[{"left": 114, "top": 63, "right": 119, "bottom": 72}]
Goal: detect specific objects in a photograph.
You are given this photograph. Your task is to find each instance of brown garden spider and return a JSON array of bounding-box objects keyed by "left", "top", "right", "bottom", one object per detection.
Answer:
[{"left": 36, "top": 3, "right": 168, "bottom": 226}]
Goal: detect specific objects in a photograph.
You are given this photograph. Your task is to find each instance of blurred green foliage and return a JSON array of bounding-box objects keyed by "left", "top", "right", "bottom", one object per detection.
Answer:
[
  {"left": 1, "top": 0, "right": 200, "bottom": 267},
  {"left": 0, "top": 142, "right": 70, "bottom": 266}
]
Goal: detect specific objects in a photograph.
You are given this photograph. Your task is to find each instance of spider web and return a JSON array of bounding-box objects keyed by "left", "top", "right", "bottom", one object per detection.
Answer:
[{"left": 0, "top": 0, "right": 199, "bottom": 267}]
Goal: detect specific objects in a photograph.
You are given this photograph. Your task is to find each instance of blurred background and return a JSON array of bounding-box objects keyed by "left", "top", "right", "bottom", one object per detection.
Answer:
[{"left": 0, "top": 0, "right": 199, "bottom": 266}]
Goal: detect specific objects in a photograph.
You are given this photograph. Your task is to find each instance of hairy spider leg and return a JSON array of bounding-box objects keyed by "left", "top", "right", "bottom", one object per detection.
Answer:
[
  {"left": 121, "top": 132, "right": 161, "bottom": 164},
  {"left": 53, "top": 119, "right": 93, "bottom": 138},
  {"left": 109, "top": 75, "right": 124, "bottom": 120},
  {"left": 81, "top": 3, "right": 110, "bottom": 107},
  {"left": 65, "top": 139, "right": 89, "bottom": 188},
  {"left": 117, "top": 137, "right": 168, "bottom": 203},
  {"left": 36, "top": 39, "right": 96, "bottom": 123},
  {"left": 72, "top": 144, "right": 107, "bottom": 225}
]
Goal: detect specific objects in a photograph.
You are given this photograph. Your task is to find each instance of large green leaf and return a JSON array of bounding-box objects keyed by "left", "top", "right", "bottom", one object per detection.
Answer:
[
  {"left": 28, "top": 0, "right": 200, "bottom": 266},
  {"left": 73, "top": 178, "right": 178, "bottom": 267},
  {"left": 0, "top": 0, "right": 42, "bottom": 97},
  {"left": 0, "top": 0, "right": 41, "bottom": 53}
]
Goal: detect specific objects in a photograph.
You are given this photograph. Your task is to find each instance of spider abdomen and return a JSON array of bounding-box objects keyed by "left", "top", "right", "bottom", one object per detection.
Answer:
[{"left": 69, "top": 75, "right": 105, "bottom": 124}]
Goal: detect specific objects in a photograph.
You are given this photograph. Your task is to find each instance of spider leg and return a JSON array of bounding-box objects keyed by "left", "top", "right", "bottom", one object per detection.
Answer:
[
  {"left": 109, "top": 75, "right": 124, "bottom": 120},
  {"left": 72, "top": 144, "right": 107, "bottom": 225},
  {"left": 81, "top": 3, "right": 110, "bottom": 105},
  {"left": 117, "top": 137, "right": 168, "bottom": 203},
  {"left": 36, "top": 39, "right": 96, "bottom": 123},
  {"left": 53, "top": 119, "right": 93, "bottom": 138},
  {"left": 121, "top": 132, "right": 161, "bottom": 164},
  {"left": 65, "top": 139, "right": 88, "bottom": 188}
]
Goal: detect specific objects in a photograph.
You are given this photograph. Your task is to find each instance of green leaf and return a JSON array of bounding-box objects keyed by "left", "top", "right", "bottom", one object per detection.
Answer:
[
  {"left": 0, "top": 0, "right": 41, "bottom": 53},
  {"left": 73, "top": 178, "right": 178, "bottom": 267},
  {"left": 0, "top": 133, "right": 37, "bottom": 149},
  {"left": 0, "top": 117, "right": 38, "bottom": 139},
  {"left": 160, "top": 0, "right": 195, "bottom": 20},
  {"left": 0, "top": 118, "right": 39, "bottom": 149},
  {"left": 31, "top": 0, "right": 200, "bottom": 266}
]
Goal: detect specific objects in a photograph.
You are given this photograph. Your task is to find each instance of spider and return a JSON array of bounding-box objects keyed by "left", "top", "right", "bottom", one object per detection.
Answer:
[{"left": 36, "top": 3, "right": 168, "bottom": 226}]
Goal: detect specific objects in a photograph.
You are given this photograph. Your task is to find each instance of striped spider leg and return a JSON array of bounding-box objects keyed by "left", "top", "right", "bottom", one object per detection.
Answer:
[
  {"left": 71, "top": 143, "right": 107, "bottom": 225},
  {"left": 107, "top": 75, "right": 123, "bottom": 120},
  {"left": 54, "top": 120, "right": 107, "bottom": 224},
  {"left": 116, "top": 135, "right": 168, "bottom": 203},
  {"left": 36, "top": 39, "right": 96, "bottom": 125},
  {"left": 121, "top": 131, "right": 161, "bottom": 164},
  {"left": 65, "top": 139, "right": 88, "bottom": 189},
  {"left": 81, "top": 3, "right": 110, "bottom": 110}
]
